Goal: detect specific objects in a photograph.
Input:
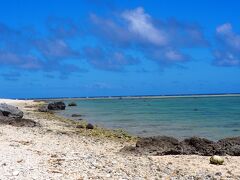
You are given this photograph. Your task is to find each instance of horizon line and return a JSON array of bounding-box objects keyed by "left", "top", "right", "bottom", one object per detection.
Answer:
[{"left": 10, "top": 92, "right": 240, "bottom": 100}]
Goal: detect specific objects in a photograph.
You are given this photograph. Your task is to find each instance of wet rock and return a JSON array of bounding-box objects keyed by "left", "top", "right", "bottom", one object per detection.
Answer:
[
  {"left": 71, "top": 114, "right": 82, "bottom": 117},
  {"left": 68, "top": 102, "right": 77, "bottom": 106},
  {"left": 47, "top": 102, "right": 66, "bottom": 110},
  {"left": 86, "top": 123, "right": 94, "bottom": 129},
  {"left": 0, "top": 103, "right": 23, "bottom": 120},
  {"left": 38, "top": 105, "right": 49, "bottom": 112},
  {"left": 210, "top": 155, "right": 224, "bottom": 165}
]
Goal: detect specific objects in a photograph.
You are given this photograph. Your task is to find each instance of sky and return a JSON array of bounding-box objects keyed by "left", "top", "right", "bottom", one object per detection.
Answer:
[{"left": 0, "top": 0, "right": 240, "bottom": 98}]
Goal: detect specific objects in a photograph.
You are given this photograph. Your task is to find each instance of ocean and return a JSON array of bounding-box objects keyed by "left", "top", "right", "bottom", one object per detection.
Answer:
[{"left": 57, "top": 95, "right": 240, "bottom": 140}]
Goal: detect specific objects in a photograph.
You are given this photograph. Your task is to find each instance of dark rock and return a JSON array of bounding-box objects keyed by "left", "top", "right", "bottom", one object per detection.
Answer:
[
  {"left": 135, "top": 136, "right": 182, "bottom": 155},
  {"left": 71, "top": 114, "right": 82, "bottom": 117},
  {"left": 76, "top": 124, "right": 84, "bottom": 129},
  {"left": 215, "top": 172, "right": 222, "bottom": 176},
  {"left": 218, "top": 137, "right": 240, "bottom": 155},
  {"left": 68, "top": 102, "right": 77, "bottom": 106},
  {"left": 47, "top": 102, "right": 66, "bottom": 110},
  {"left": 38, "top": 105, "right": 49, "bottom": 112},
  {"left": 86, "top": 123, "right": 94, "bottom": 129},
  {"left": 0, "top": 103, "right": 23, "bottom": 120},
  {"left": 124, "top": 136, "right": 240, "bottom": 156},
  {"left": 181, "top": 137, "right": 222, "bottom": 156}
]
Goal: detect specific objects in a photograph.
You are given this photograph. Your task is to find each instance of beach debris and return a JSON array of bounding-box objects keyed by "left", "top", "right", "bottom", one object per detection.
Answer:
[
  {"left": 0, "top": 103, "right": 24, "bottom": 120},
  {"left": 86, "top": 123, "right": 94, "bottom": 129},
  {"left": 14, "top": 140, "right": 32, "bottom": 146},
  {"left": 17, "top": 159, "right": 23, "bottom": 163},
  {"left": 68, "top": 102, "right": 77, "bottom": 106},
  {"left": 72, "top": 114, "right": 82, "bottom": 117},
  {"left": 48, "top": 102, "right": 66, "bottom": 110},
  {"left": 210, "top": 155, "right": 224, "bottom": 165},
  {"left": 47, "top": 168, "right": 62, "bottom": 174}
]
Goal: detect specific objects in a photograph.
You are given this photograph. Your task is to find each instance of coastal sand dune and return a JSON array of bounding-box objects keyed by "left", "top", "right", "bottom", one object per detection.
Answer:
[{"left": 0, "top": 99, "right": 240, "bottom": 179}]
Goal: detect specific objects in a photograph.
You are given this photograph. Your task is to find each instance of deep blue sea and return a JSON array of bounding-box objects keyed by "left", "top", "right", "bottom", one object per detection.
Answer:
[{"left": 58, "top": 95, "right": 240, "bottom": 140}]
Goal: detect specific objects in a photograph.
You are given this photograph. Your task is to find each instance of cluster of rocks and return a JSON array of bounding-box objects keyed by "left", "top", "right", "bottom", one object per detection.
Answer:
[
  {"left": 38, "top": 102, "right": 94, "bottom": 130},
  {"left": 123, "top": 136, "right": 240, "bottom": 156},
  {"left": 0, "top": 103, "right": 24, "bottom": 121},
  {"left": 48, "top": 102, "right": 66, "bottom": 110},
  {"left": 38, "top": 101, "right": 66, "bottom": 112},
  {"left": 38, "top": 101, "right": 78, "bottom": 112},
  {"left": 76, "top": 123, "right": 94, "bottom": 129}
]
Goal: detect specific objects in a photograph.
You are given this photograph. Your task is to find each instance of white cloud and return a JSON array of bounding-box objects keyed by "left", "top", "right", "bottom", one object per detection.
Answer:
[
  {"left": 165, "top": 50, "right": 186, "bottom": 62},
  {"left": 216, "top": 23, "right": 232, "bottom": 34},
  {"left": 89, "top": 7, "right": 206, "bottom": 68},
  {"left": 213, "top": 51, "right": 240, "bottom": 66},
  {"left": 216, "top": 23, "right": 240, "bottom": 51},
  {"left": 213, "top": 23, "right": 240, "bottom": 67},
  {"left": 122, "top": 7, "right": 168, "bottom": 46}
]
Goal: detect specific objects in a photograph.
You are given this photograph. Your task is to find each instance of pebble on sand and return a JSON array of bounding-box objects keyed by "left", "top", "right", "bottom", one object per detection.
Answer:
[
  {"left": 12, "top": 171, "right": 20, "bottom": 176},
  {"left": 210, "top": 155, "right": 224, "bottom": 165}
]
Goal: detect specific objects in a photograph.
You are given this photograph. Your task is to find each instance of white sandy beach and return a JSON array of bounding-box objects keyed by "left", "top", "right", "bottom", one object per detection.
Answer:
[{"left": 0, "top": 99, "right": 240, "bottom": 179}]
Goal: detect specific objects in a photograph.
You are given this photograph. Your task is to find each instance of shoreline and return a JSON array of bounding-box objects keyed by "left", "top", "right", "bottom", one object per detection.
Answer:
[{"left": 1, "top": 99, "right": 240, "bottom": 179}]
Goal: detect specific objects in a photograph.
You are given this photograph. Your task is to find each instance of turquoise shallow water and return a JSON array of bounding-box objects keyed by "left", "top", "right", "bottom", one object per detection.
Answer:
[{"left": 58, "top": 96, "right": 240, "bottom": 140}]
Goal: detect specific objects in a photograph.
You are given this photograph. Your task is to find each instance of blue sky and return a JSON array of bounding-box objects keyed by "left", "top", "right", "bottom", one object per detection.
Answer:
[{"left": 0, "top": 0, "right": 240, "bottom": 98}]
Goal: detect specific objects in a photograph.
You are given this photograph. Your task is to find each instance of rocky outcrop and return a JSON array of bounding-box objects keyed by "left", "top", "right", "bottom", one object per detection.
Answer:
[
  {"left": 47, "top": 102, "right": 66, "bottom": 110},
  {"left": 218, "top": 137, "right": 240, "bottom": 156},
  {"left": 68, "top": 102, "right": 77, "bottom": 106},
  {"left": 180, "top": 137, "right": 223, "bottom": 156},
  {"left": 135, "top": 136, "right": 182, "bottom": 155},
  {"left": 0, "top": 103, "right": 23, "bottom": 121},
  {"left": 123, "top": 136, "right": 240, "bottom": 156}
]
